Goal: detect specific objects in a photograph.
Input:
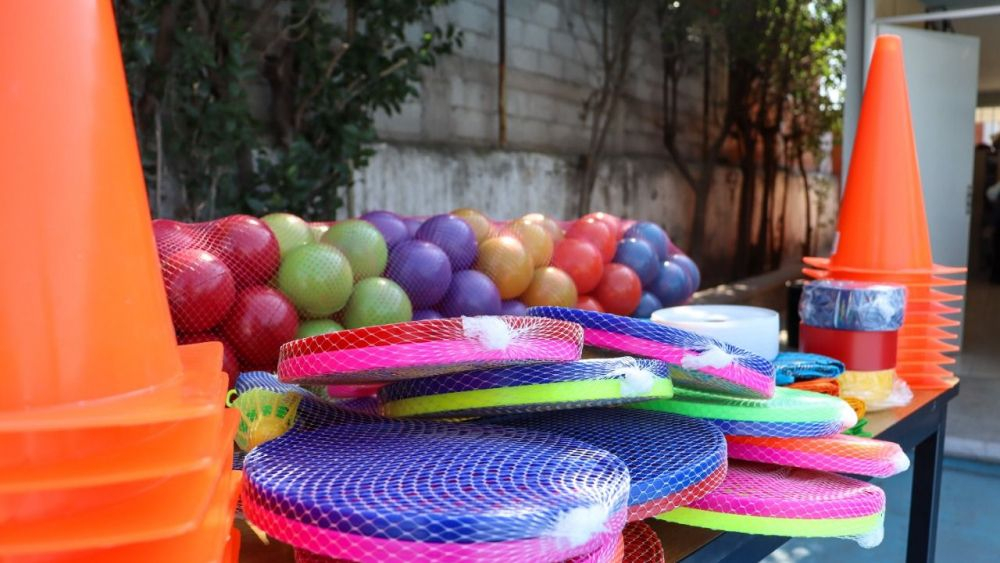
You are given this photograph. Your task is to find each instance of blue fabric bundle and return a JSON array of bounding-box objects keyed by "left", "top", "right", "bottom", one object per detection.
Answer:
[{"left": 773, "top": 352, "right": 845, "bottom": 385}]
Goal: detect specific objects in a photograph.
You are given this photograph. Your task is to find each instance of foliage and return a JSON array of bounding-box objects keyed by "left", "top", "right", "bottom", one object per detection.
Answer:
[
  {"left": 115, "top": 0, "right": 460, "bottom": 221},
  {"left": 657, "top": 0, "right": 845, "bottom": 272},
  {"left": 575, "top": 0, "right": 643, "bottom": 215}
]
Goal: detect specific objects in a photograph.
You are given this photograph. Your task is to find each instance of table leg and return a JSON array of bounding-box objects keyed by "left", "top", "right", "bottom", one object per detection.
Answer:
[{"left": 906, "top": 405, "right": 947, "bottom": 563}]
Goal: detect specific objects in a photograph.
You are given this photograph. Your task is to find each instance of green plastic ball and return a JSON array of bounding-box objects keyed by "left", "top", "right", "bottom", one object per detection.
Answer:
[
  {"left": 262, "top": 213, "right": 312, "bottom": 256},
  {"left": 342, "top": 277, "right": 413, "bottom": 329},
  {"left": 277, "top": 243, "right": 353, "bottom": 318},
  {"left": 321, "top": 220, "right": 389, "bottom": 281},
  {"left": 296, "top": 319, "right": 344, "bottom": 339}
]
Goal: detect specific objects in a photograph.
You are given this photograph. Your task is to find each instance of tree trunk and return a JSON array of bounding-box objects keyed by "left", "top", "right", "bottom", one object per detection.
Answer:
[
  {"left": 754, "top": 128, "right": 779, "bottom": 272},
  {"left": 798, "top": 149, "right": 814, "bottom": 255},
  {"left": 689, "top": 176, "right": 711, "bottom": 262},
  {"left": 775, "top": 137, "right": 792, "bottom": 267},
  {"left": 734, "top": 129, "right": 757, "bottom": 279}
]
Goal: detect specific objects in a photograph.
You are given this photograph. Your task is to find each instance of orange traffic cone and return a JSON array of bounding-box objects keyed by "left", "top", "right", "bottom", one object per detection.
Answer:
[
  {"left": 0, "top": 2, "right": 238, "bottom": 559},
  {"left": 803, "top": 35, "right": 964, "bottom": 390},
  {"left": 803, "top": 34, "right": 964, "bottom": 276},
  {"left": 0, "top": 0, "right": 182, "bottom": 413}
]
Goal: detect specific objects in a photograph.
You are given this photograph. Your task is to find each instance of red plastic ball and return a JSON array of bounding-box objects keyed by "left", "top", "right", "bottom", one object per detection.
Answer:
[
  {"left": 576, "top": 295, "right": 605, "bottom": 312},
  {"left": 221, "top": 286, "right": 299, "bottom": 369},
  {"left": 212, "top": 215, "right": 281, "bottom": 287},
  {"left": 551, "top": 238, "right": 605, "bottom": 294},
  {"left": 565, "top": 218, "right": 615, "bottom": 262},
  {"left": 581, "top": 212, "right": 621, "bottom": 240},
  {"left": 177, "top": 332, "right": 240, "bottom": 387},
  {"left": 162, "top": 248, "right": 237, "bottom": 333},
  {"left": 594, "top": 263, "right": 642, "bottom": 316},
  {"left": 152, "top": 219, "right": 198, "bottom": 257}
]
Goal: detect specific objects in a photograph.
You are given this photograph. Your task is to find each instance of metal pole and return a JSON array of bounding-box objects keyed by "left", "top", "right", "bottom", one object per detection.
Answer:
[
  {"left": 498, "top": 0, "right": 507, "bottom": 147},
  {"left": 874, "top": 4, "right": 1000, "bottom": 24}
]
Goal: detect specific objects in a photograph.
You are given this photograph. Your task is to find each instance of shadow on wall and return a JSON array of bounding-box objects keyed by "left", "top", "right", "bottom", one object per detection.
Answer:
[{"left": 352, "top": 142, "right": 839, "bottom": 287}]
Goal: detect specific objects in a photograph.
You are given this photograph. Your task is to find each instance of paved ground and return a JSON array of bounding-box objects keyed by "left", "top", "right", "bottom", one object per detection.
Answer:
[{"left": 944, "top": 279, "right": 1000, "bottom": 461}]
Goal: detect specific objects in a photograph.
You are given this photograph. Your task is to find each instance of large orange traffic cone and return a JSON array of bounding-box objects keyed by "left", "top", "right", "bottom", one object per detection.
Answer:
[
  {"left": 803, "top": 35, "right": 964, "bottom": 390},
  {"left": 0, "top": 2, "right": 238, "bottom": 559},
  {"left": 804, "top": 35, "right": 964, "bottom": 276},
  {"left": 0, "top": 1, "right": 183, "bottom": 412}
]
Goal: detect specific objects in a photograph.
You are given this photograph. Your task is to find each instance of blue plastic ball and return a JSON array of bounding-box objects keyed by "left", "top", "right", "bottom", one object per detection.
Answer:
[
  {"left": 412, "top": 309, "right": 442, "bottom": 321},
  {"left": 624, "top": 222, "right": 671, "bottom": 261},
  {"left": 438, "top": 270, "right": 502, "bottom": 317},
  {"left": 416, "top": 214, "right": 478, "bottom": 270},
  {"left": 669, "top": 253, "right": 701, "bottom": 294},
  {"left": 649, "top": 260, "right": 689, "bottom": 306},
  {"left": 632, "top": 292, "right": 664, "bottom": 319},
  {"left": 501, "top": 299, "right": 528, "bottom": 316},
  {"left": 613, "top": 238, "right": 659, "bottom": 286}
]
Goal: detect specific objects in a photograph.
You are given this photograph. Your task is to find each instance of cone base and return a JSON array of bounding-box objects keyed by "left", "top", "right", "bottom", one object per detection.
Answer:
[
  {"left": 897, "top": 364, "right": 954, "bottom": 377},
  {"left": 898, "top": 340, "right": 960, "bottom": 353},
  {"left": 0, "top": 408, "right": 235, "bottom": 494},
  {"left": 897, "top": 358, "right": 956, "bottom": 367},
  {"left": 804, "top": 256, "right": 966, "bottom": 276},
  {"left": 899, "top": 374, "right": 959, "bottom": 390},
  {"left": 0, "top": 439, "right": 233, "bottom": 555},
  {"left": 899, "top": 326, "right": 958, "bottom": 340},
  {"left": 898, "top": 342, "right": 959, "bottom": 351},
  {"left": 908, "top": 291, "right": 965, "bottom": 303},
  {"left": 804, "top": 268, "right": 967, "bottom": 288},
  {"left": 222, "top": 525, "right": 242, "bottom": 563},
  {"left": 906, "top": 302, "right": 962, "bottom": 315},
  {"left": 3, "top": 470, "right": 241, "bottom": 562},
  {"left": 903, "top": 316, "right": 961, "bottom": 329},
  {"left": 0, "top": 343, "right": 226, "bottom": 432}
]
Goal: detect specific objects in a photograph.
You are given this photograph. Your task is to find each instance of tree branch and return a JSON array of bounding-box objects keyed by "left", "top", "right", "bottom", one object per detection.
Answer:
[{"left": 295, "top": 41, "right": 350, "bottom": 128}]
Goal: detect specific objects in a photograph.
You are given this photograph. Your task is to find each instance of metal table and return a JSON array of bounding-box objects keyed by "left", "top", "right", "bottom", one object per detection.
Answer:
[
  {"left": 236, "top": 385, "right": 959, "bottom": 563},
  {"left": 651, "top": 385, "right": 960, "bottom": 563}
]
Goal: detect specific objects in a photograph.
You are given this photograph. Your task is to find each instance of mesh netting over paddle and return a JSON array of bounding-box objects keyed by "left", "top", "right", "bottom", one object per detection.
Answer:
[
  {"left": 525, "top": 307, "right": 775, "bottom": 398},
  {"left": 726, "top": 434, "right": 910, "bottom": 478},
  {"left": 240, "top": 389, "right": 630, "bottom": 561},
  {"left": 483, "top": 408, "right": 727, "bottom": 521},
  {"left": 331, "top": 396, "right": 383, "bottom": 416},
  {"left": 296, "top": 531, "right": 626, "bottom": 563},
  {"left": 236, "top": 371, "right": 313, "bottom": 395},
  {"left": 621, "top": 521, "right": 665, "bottom": 563},
  {"left": 657, "top": 460, "right": 886, "bottom": 547},
  {"left": 630, "top": 386, "right": 857, "bottom": 438},
  {"left": 278, "top": 316, "right": 583, "bottom": 384},
  {"left": 377, "top": 357, "right": 673, "bottom": 418}
]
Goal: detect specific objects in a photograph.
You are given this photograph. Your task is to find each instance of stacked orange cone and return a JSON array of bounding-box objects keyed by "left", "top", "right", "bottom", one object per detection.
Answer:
[
  {"left": 0, "top": 2, "right": 240, "bottom": 561},
  {"left": 803, "top": 35, "right": 963, "bottom": 390}
]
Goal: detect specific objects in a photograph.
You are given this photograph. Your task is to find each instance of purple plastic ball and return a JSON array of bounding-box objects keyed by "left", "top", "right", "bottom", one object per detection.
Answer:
[
  {"left": 438, "top": 270, "right": 502, "bottom": 317},
  {"left": 669, "top": 252, "right": 701, "bottom": 294},
  {"left": 403, "top": 217, "right": 424, "bottom": 238},
  {"left": 613, "top": 238, "right": 659, "bottom": 286},
  {"left": 624, "top": 222, "right": 671, "bottom": 261},
  {"left": 500, "top": 299, "right": 528, "bottom": 316},
  {"left": 633, "top": 292, "right": 664, "bottom": 319},
  {"left": 361, "top": 211, "right": 409, "bottom": 249},
  {"left": 649, "top": 260, "right": 689, "bottom": 306},
  {"left": 412, "top": 309, "right": 443, "bottom": 321},
  {"left": 386, "top": 240, "right": 453, "bottom": 308},
  {"left": 415, "top": 214, "right": 478, "bottom": 270}
]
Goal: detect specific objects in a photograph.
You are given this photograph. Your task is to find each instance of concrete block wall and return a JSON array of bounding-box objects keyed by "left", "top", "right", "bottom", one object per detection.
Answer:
[
  {"left": 359, "top": 0, "right": 838, "bottom": 284},
  {"left": 350, "top": 143, "right": 838, "bottom": 287},
  {"left": 375, "top": 0, "right": 689, "bottom": 157}
]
